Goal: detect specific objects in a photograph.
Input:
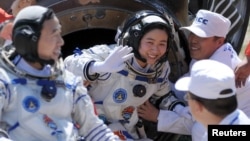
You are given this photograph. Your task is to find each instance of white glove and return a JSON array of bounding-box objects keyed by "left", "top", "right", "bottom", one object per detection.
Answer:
[{"left": 89, "top": 45, "right": 134, "bottom": 73}]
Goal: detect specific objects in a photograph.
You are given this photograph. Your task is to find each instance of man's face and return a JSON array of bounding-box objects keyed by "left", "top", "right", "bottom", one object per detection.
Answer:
[
  {"left": 188, "top": 32, "right": 222, "bottom": 60},
  {"left": 37, "top": 16, "right": 64, "bottom": 62},
  {"left": 185, "top": 92, "right": 202, "bottom": 123}
]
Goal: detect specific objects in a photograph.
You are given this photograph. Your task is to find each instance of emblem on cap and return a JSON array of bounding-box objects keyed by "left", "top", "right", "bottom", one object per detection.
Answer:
[{"left": 196, "top": 17, "right": 208, "bottom": 25}]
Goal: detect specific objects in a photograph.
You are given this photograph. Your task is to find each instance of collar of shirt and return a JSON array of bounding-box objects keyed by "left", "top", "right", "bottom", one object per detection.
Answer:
[{"left": 219, "top": 109, "right": 239, "bottom": 125}]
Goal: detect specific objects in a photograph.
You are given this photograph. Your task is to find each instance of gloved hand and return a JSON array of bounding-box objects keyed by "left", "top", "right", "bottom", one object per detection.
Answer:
[{"left": 89, "top": 45, "right": 134, "bottom": 73}]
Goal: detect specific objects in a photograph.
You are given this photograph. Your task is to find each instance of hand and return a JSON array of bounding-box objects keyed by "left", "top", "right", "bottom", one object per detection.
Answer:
[
  {"left": 235, "top": 57, "right": 250, "bottom": 88},
  {"left": 137, "top": 100, "right": 159, "bottom": 122},
  {"left": 89, "top": 45, "right": 133, "bottom": 73}
]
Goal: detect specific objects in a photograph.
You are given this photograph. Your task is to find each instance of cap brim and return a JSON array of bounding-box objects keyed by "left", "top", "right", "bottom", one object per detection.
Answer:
[
  {"left": 180, "top": 26, "right": 212, "bottom": 38},
  {"left": 175, "top": 77, "right": 191, "bottom": 91}
]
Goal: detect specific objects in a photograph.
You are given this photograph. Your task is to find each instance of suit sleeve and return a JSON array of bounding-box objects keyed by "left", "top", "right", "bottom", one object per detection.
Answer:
[
  {"left": 157, "top": 106, "right": 194, "bottom": 135},
  {"left": 72, "top": 85, "right": 120, "bottom": 141},
  {"left": 64, "top": 45, "right": 111, "bottom": 81},
  {"left": 0, "top": 69, "right": 11, "bottom": 139}
]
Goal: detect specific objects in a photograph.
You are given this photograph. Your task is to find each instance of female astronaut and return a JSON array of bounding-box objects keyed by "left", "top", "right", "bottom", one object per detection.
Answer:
[{"left": 64, "top": 10, "right": 185, "bottom": 140}]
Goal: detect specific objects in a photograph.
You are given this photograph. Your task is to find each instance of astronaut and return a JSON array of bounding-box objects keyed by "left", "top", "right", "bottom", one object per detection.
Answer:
[
  {"left": 0, "top": 5, "right": 119, "bottom": 141},
  {"left": 64, "top": 10, "right": 185, "bottom": 140}
]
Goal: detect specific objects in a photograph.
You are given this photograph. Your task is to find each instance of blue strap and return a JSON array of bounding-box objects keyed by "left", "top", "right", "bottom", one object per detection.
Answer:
[
  {"left": 73, "top": 47, "right": 83, "bottom": 56},
  {"left": 11, "top": 78, "right": 27, "bottom": 85},
  {"left": 94, "top": 101, "right": 103, "bottom": 104},
  {"left": 117, "top": 70, "right": 164, "bottom": 83},
  {"left": 37, "top": 80, "right": 53, "bottom": 85},
  {"left": 8, "top": 122, "right": 19, "bottom": 133}
]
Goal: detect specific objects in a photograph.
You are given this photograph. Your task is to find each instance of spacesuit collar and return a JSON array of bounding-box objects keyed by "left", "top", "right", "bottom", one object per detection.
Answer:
[
  {"left": 130, "top": 56, "right": 151, "bottom": 73},
  {"left": 0, "top": 48, "right": 63, "bottom": 79},
  {"left": 13, "top": 55, "right": 51, "bottom": 77}
]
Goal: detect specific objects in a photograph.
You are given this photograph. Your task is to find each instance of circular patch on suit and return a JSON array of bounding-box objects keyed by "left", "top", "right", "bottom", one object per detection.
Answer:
[
  {"left": 22, "top": 96, "right": 40, "bottom": 113},
  {"left": 122, "top": 106, "right": 135, "bottom": 121},
  {"left": 113, "top": 88, "right": 127, "bottom": 103},
  {"left": 133, "top": 84, "right": 146, "bottom": 97}
]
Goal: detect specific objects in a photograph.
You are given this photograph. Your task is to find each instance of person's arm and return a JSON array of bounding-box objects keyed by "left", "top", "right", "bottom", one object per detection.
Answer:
[
  {"left": 72, "top": 84, "right": 120, "bottom": 141},
  {"left": 64, "top": 45, "right": 133, "bottom": 81},
  {"left": 235, "top": 41, "right": 250, "bottom": 88},
  {"left": 138, "top": 98, "right": 194, "bottom": 135},
  {"left": 157, "top": 107, "right": 194, "bottom": 135},
  {"left": 0, "top": 70, "right": 11, "bottom": 140},
  {"left": 137, "top": 100, "right": 159, "bottom": 123}
]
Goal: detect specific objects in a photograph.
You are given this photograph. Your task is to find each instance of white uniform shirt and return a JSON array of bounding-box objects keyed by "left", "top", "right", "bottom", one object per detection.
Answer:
[
  {"left": 191, "top": 43, "right": 250, "bottom": 117},
  {"left": 192, "top": 109, "right": 250, "bottom": 141},
  {"left": 157, "top": 43, "right": 250, "bottom": 136}
]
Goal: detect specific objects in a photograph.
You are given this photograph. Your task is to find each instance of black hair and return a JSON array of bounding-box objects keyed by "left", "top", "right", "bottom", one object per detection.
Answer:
[{"left": 189, "top": 92, "right": 237, "bottom": 117}]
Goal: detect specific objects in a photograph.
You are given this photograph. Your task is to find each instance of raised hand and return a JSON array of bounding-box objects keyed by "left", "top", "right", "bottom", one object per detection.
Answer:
[{"left": 89, "top": 45, "right": 134, "bottom": 73}]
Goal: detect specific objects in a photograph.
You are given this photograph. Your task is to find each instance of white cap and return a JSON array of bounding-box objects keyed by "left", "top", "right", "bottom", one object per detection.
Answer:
[
  {"left": 175, "top": 60, "right": 236, "bottom": 99},
  {"left": 180, "top": 9, "right": 231, "bottom": 38}
]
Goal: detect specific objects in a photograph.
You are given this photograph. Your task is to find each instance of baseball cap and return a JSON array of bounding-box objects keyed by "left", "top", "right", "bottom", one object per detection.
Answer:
[
  {"left": 175, "top": 60, "right": 236, "bottom": 99},
  {"left": 0, "top": 8, "right": 13, "bottom": 23},
  {"left": 180, "top": 9, "right": 231, "bottom": 38}
]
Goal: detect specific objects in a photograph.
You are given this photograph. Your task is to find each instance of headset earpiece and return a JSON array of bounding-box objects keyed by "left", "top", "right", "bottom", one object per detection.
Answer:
[
  {"left": 13, "top": 25, "right": 38, "bottom": 43},
  {"left": 13, "top": 25, "right": 38, "bottom": 58}
]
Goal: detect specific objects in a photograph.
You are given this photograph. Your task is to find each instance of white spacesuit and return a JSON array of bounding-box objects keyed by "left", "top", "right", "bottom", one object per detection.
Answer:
[
  {"left": 64, "top": 10, "right": 185, "bottom": 140},
  {"left": 0, "top": 5, "right": 119, "bottom": 141}
]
